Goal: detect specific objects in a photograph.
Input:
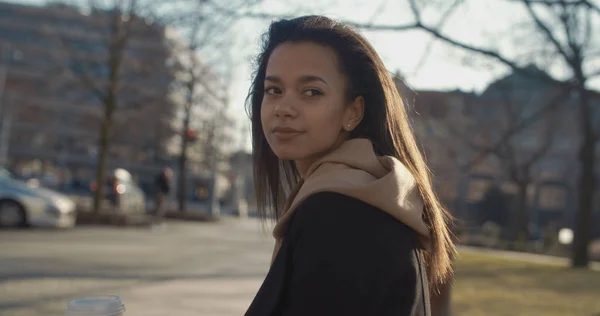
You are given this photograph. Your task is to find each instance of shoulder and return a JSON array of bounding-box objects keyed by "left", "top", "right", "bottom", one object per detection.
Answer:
[
  {"left": 289, "top": 192, "right": 418, "bottom": 252},
  {"left": 293, "top": 192, "right": 416, "bottom": 231}
]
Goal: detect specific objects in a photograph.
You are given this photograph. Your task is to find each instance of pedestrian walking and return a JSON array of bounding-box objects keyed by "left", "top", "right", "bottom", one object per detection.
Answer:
[
  {"left": 153, "top": 167, "right": 172, "bottom": 225},
  {"left": 244, "top": 16, "right": 455, "bottom": 316}
]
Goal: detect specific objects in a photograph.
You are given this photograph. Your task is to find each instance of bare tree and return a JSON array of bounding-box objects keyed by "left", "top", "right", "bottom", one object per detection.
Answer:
[
  {"left": 164, "top": 0, "right": 255, "bottom": 212},
  {"left": 456, "top": 81, "right": 565, "bottom": 241},
  {"left": 343, "top": 0, "right": 600, "bottom": 268},
  {"left": 48, "top": 0, "right": 142, "bottom": 213},
  {"left": 45, "top": 0, "right": 253, "bottom": 215},
  {"left": 43, "top": 0, "right": 184, "bottom": 214}
]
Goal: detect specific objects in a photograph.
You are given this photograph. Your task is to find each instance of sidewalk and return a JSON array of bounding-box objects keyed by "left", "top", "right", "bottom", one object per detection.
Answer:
[
  {"left": 117, "top": 218, "right": 270, "bottom": 316},
  {"left": 117, "top": 246, "right": 600, "bottom": 316},
  {"left": 120, "top": 278, "right": 263, "bottom": 316},
  {"left": 117, "top": 243, "right": 599, "bottom": 316}
]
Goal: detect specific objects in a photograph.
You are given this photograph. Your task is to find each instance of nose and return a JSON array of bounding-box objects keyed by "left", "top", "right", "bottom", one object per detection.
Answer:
[{"left": 274, "top": 98, "right": 297, "bottom": 118}]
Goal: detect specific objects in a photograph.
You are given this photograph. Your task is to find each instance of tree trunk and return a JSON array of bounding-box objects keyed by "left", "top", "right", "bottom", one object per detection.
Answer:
[
  {"left": 512, "top": 181, "right": 530, "bottom": 248},
  {"left": 92, "top": 117, "right": 110, "bottom": 214},
  {"left": 572, "top": 89, "right": 595, "bottom": 268},
  {"left": 92, "top": 69, "right": 118, "bottom": 214},
  {"left": 177, "top": 106, "right": 191, "bottom": 213},
  {"left": 92, "top": 11, "right": 124, "bottom": 214}
]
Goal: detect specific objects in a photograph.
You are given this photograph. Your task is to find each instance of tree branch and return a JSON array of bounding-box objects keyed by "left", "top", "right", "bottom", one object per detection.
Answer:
[
  {"left": 366, "top": 0, "right": 391, "bottom": 25},
  {"left": 503, "top": 141, "right": 522, "bottom": 183},
  {"left": 58, "top": 55, "right": 108, "bottom": 103},
  {"left": 108, "top": 97, "right": 163, "bottom": 139},
  {"left": 522, "top": 0, "right": 573, "bottom": 65},
  {"left": 582, "top": 4, "right": 594, "bottom": 47},
  {"left": 443, "top": 121, "right": 487, "bottom": 152},
  {"left": 412, "top": 0, "right": 463, "bottom": 76},
  {"left": 506, "top": 0, "right": 600, "bottom": 14},
  {"left": 420, "top": 118, "right": 465, "bottom": 168},
  {"left": 583, "top": 0, "right": 600, "bottom": 15},
  {"left": 340, "top": 2, "right": 585, "bottom": 90},
  {"left": 459, "top": 88, "right": 572, "bottom": 172},
  {"left": 499, "top": 88, "right": 520, "bottom": 129},
  {"left": 423, "top": 25, "right": 575, "bottom": 87},
  {"left": 408, "top": 0, "right": 421, "bottom": 20},
  {"left": 558, "top": 0, "right": 584, "bottom": 63},
  {"left": 525, "top": 92, "right": 558, "bottom": 170},
  {"left": 204, "top": 0, "right": 296, "bottom": 21},
  {"left": 524, "top": 128, "right": 554, "bottom": 169}
]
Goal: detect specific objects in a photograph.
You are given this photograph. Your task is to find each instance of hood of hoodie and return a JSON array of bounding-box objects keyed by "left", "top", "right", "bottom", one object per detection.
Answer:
[{"left": 272, "top": 138, "right": 431, "bottom": 244}]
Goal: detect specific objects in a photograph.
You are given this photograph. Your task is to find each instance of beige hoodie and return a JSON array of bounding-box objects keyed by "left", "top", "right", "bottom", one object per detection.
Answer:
[{"left": 271, "top": 138, "right": 431, "bottom": 263}]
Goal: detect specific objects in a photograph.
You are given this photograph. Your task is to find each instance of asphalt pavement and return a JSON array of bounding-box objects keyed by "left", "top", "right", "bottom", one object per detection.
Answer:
[
  {"left": 0, "top": 218, "right": 275, "bottom": 316},
  {"left": 2, "top": 217, "right": 598, "bottom": 316}
]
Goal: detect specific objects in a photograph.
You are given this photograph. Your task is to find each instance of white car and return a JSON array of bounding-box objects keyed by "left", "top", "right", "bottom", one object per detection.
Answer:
[{"left": 0, "top": 175, "right": 76, "bottom": 228}]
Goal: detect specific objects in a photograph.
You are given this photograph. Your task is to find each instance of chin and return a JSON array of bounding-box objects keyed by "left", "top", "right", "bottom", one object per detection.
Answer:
[{"left": 271, "top": 146, "right": 305, "bottom": 161}]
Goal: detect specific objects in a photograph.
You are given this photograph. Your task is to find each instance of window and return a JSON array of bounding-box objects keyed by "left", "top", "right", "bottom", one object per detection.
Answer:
[{"left": 537, "top": 185, "right": 567, "bottom": 210}]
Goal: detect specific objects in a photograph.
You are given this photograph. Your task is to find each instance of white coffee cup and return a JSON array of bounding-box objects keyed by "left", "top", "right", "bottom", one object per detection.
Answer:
[{"left": 65, "top": 295, "right": 126, "bottom": 316}]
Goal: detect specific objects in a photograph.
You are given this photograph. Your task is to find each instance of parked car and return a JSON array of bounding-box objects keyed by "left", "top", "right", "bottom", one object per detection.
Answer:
[
  {"left": 56, "top": 179, "right": 95, "bottom": 212},
  {"left": 0, "top": 171, "right": 76, "bottom": 228},
  {"left": 56, "top": 169, "right": 146, "bottom": 214},
  {"left": 91, "top": 168, "right": 146, "bottom": 214}
]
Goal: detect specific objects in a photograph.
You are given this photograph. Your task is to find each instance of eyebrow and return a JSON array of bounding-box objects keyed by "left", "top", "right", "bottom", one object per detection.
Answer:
[{"left": 265, "top": 75, "right": 329, "bottom": 86}]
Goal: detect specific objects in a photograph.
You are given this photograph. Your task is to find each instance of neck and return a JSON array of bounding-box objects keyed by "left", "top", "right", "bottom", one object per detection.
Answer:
[
  {"left": 294, "top": 159, "right": 314, "bottom": 178},
  {"left": 294, "top": 134, "right": 350, "bottom": 178}
]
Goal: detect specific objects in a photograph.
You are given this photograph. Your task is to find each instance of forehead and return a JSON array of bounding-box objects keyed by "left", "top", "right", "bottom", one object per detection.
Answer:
[{"left": 265, "top": 41, "right": 342, "bottom": 80}]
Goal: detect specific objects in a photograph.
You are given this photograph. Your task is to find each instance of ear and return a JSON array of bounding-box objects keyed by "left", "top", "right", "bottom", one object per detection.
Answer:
[{"left": 344, "top": 96, "right": 365, "bottom": 131}]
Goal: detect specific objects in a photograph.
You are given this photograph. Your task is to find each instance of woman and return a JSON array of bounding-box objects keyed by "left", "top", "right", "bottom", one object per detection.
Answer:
[{"left": 245, "top": 15, "right": 455, "bottom": 316}]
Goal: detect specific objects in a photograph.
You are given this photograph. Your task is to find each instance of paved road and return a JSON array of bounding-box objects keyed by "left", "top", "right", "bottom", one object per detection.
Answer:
[
  {"left": 3, "top": 219, "right": 598, "bottom": 316},
  {"left": 0, "top": 218, "right": 275, "bottom": 316}
]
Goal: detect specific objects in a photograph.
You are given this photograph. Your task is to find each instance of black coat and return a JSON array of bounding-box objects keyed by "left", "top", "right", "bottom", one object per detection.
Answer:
[{"left": 245, "top": 192, "right": 431, "bottom": 316}]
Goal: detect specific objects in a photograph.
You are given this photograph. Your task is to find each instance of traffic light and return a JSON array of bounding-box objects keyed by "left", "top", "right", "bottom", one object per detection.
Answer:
[{"left": 186, "top": 129, "right": 198, "bottom": 142}]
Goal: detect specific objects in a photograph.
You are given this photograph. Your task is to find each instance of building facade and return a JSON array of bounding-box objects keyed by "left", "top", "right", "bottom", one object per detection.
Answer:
[
  {"left": 0, "top": 2, "right": 176, "bottom": 182},
  {"left": 400, "top": 69, "right": 600, "bottom": 235}
]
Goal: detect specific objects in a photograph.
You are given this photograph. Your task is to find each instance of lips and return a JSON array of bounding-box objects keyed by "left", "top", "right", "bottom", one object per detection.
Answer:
[{"left": 272, "top": 126, "right": 303, "bottom": 140}]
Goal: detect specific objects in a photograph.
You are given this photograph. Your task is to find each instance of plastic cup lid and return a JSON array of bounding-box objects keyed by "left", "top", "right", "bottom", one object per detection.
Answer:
[{"left": 65, "top": 295, "right": 126, "bottom": 316}]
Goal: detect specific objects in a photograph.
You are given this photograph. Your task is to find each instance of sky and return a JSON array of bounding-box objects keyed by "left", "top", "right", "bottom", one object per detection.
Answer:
[
  {"left": 5, "top": 0, "right": 600, "bottom": 151},
  {"left": 225, "top": 0, "right": 522, "bottom": 149},
  {"left": 224, "top": 0, "right": 598, "bottom": 150}
]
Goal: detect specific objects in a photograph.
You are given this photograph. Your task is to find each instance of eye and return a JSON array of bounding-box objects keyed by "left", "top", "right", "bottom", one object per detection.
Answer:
[
  {"left": 265, "top": 86, "right": 282, "bottom": 95},
  {"left": 303, "top": 89, "right": 323, "bottom": 97}
]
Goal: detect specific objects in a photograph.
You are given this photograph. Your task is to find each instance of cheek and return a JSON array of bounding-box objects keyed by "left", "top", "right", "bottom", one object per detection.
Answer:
[
  {"left": 305, "top": 106, "right": 345, "bottom": 139},
  {"left": 310, "top": 117, "right": 342, "bottom": 136},
  {"left": 260, "top": 101, "right": 272, "bottom": 130}
]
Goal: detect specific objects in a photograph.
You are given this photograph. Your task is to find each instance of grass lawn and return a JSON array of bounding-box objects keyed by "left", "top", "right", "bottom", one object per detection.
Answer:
[{"left": 452, "top": 252, "right": 600, "bottom": 316}]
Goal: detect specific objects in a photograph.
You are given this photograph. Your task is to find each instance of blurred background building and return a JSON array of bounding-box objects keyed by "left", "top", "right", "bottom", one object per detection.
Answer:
[
  {"left": 401, "top": 68, "right": 600, "bottom": 241},
  {"left": 0, "top": 2, "right": 175, "bottom": 183},
  {"left": 0, "top": 1, "right": 241, "bottom": 201},
  {"left": 0, "top": 0, "right": 597, "bottom": 236}
]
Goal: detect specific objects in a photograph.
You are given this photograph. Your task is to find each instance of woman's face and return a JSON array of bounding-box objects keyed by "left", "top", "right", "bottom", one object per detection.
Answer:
[{"left": 261, "top": 41, "right": 363, "bottom": 174}]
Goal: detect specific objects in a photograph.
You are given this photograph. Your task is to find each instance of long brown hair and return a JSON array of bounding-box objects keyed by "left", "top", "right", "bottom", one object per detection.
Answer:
[{"left": 247, "top": 15, "right": 455, "bottom": 288}]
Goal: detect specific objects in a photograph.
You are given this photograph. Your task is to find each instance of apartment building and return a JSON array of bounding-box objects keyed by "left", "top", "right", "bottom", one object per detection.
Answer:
[
  {"left": 401, "top": 68, "right": 600, "bottom": 233},
  {"left": 0, "top": 2, "right": 176, "bottom": 179}
]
